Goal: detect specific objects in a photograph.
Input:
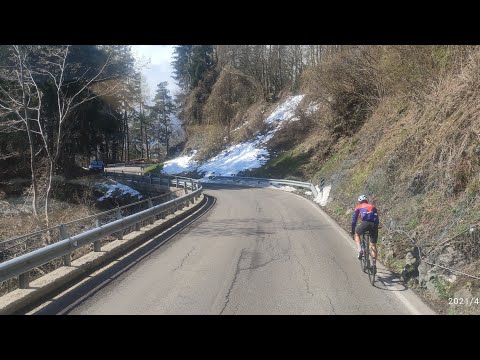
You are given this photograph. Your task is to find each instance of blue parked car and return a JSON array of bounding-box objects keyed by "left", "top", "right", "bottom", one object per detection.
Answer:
[{"left": 89, "top": 160, "right": 105, "bottom": 172}]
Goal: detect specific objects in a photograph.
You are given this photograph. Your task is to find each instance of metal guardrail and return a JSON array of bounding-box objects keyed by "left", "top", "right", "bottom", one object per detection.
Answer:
[
  {"left": 0, "top": 174, "right": 202, "bottom": 290},
  {"left": 0, "top": 172, "right": 194, "bottom": 261},
  {"left": 105, "top": 171, "right": 197, "bottom": 189},
  {"left": 105, "top": 162, "right": 150, "bottom": 168},
  {"left": 208, "top": 175, "right": 319, "bottom": 198}
]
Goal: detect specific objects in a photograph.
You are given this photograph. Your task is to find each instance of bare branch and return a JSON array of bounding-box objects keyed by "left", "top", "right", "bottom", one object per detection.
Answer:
[
  {"left": 0, "top": 152, "right": 20, "bottom": 160},
  {"left": 64, "top": 51, "right": 112, "bottom": 116}
]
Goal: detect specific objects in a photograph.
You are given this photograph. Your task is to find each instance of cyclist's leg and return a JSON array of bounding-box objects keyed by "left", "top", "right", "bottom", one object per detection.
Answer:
[
  {"left": 355, "top": 222, "right": 368, "bottom": 257},
  {"left": 354, "top": 232, "right": 361, "bottom": 251}
]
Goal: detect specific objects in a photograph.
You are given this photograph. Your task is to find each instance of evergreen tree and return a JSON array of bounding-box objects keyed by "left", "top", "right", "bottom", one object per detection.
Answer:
[{"left": 152, "top": 81, "right": 175, "bottom": 157}]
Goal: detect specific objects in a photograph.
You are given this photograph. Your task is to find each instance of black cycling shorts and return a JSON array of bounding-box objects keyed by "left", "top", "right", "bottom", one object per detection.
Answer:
[{"left": 355, "top": 221, "right": 378, "bottom": 243}]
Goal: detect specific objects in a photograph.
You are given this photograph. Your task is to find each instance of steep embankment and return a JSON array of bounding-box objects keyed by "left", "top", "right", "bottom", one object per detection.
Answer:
[
  {"left": 270, "top": 51, "right": 480, "bottom": 315},
  {"left": 315, "top": 99, "right": 480, "bottom": 314}
]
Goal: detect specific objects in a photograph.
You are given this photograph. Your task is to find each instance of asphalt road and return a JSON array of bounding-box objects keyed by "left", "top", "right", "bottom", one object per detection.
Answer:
[{"left": 31, "top": 184, "right": 435, "bottom": 315}]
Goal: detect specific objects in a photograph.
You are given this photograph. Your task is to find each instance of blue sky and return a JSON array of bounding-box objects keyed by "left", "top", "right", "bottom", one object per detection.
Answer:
[{"left": 131, "top": 45, "right": 179, "bottom": 102}]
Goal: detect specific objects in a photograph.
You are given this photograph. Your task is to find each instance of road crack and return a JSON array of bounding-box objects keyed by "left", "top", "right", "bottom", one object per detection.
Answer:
[
  {"left": 325, "top": 294, "right": 337, "bottom": 314},
  {"left": 293, "top": 253, "right": 314, "bottom": 299},
  {"left": 219, "top": 249, "right": 246, "bottom": 315},
  {"left": 172, "top": 247, "right": 196, "bottom": 272}
]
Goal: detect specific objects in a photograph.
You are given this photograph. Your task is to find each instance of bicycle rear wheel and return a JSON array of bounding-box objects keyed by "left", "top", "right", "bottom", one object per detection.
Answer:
[
  {"left": 366, "top": 235, "right": 375, "bottom": 285},
  {"left": 359, "top": 240, "right": 365, "bottom": 272},
  {"left": 362, "top": 238, "right": 369, "bottom": 273}
]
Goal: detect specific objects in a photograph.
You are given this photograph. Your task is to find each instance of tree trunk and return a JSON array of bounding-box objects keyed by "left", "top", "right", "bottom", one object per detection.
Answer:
[
  {"left": 125, "top": 109, "right": 130, "bottom": 162},
  {"left": 165, "top": 124, "right": 169, "bottom": 157},
  {"left": 158, "top": 121, "right": 162, "bottom": 159},
  {"left": 17, "top": 46, "right": 38, "bottom": 218},
  {"left": 105, "top": 139, "right": 109, "bottom": 163},
  {"left": 45, "top": 158, "right": 54, "bottom": 230},
  {"left": 140, "top": 103, "right": 144, "bottom": 159},
  {"left": 112, "top": 138, "right": 117, "bottom": 163},
  {"left": 145, "top": 130, "right": 150, "bottom": 160}
]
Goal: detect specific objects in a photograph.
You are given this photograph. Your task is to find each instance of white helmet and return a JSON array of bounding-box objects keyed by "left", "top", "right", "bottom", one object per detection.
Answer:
[{"left": 358, "top": 194, "right": 368, "bottom": 203}]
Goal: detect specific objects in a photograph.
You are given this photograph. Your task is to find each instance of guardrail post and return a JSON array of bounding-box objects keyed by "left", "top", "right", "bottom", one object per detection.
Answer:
[
  {"left": 184, "top": 181, "right": 188, "bottom": 194},
  {"left": 148, "top": 198, "right": 154, "bottom": 224},
  {"left": 116, "top": 208, "right": 123, "bottom": 240},
  {"left": 176, "top": 178, "right": 179, "bottom": 188},
  {"left": 94, "top": 219, "right": 102, "bottom": 252},
  {"left": 19, "top": 273, "right": 29, "bottom": 289},
  {"left": 171, "top": 194, "right": 176, "bottom": 213},
  {"left": 190, "top": 181, "right": 195, "bottom": 204},
  {"left": 60, "top": 224, "right": 71, "bottom": 266}
]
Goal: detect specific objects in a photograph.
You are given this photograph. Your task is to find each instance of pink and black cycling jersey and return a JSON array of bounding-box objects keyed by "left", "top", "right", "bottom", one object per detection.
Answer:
[{"left": 351, "top": 202, "right": 379, "bottom": 233}]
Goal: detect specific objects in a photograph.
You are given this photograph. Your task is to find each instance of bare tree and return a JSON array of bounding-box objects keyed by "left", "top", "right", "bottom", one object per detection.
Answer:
[
  {"left": 0, "top": 45, "right": 42, "bottom": 218},
  {"left": 30, "top": 45, "right": 119, "bottom": 226}
]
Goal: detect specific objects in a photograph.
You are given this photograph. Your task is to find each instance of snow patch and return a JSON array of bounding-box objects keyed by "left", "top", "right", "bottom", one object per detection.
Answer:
[
  {"left": 162, "top": 150, "right": 198, "bottom": 174},
  {"left": 268, "top": 184, "right": 297, "bottom": 192},
  {"left": 198, "top": 136, "right": 270, "bottom": 177},
  {"left": 97, "top": 182, "right": 143, "bottom": 201},
  {"left": 306, "top": 102, "right": 320, "bottom": 115},
  {"left": 265, "top": 94, "right": 305, "bottom": 125},
  {"left": 232, "top": 120, "right": 249, "bottom": 132},
  {"left": 313, "top": 185, "right": 331, "bottom": 206}
]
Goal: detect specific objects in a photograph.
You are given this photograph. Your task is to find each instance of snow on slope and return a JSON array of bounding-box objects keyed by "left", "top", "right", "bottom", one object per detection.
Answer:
[
  {"left": 97, "top": 182, "right": 143, "bottom": 202},
  {"left": 162, "top": 150, "right": 198, "bottom": 174},
  {"left": 265, "top": 94, "right": 304, "bottom": 124},
  {"left": 162, "top": 94, "right": 308, "bottom": 178}
]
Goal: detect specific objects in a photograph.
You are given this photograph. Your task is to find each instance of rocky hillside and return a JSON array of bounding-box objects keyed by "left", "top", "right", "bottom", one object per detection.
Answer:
[{"left": 267, "top": 47, "right": 480, "bottom": 314}]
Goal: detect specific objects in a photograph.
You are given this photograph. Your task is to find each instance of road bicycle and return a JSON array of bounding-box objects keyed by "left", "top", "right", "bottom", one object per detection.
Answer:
[{"left": 359, "top": 230, "right": 376, "bottom": 285}]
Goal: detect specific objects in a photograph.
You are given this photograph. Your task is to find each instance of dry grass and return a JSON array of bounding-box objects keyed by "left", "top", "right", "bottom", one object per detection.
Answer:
[
  {"left": 231, "top": 101, "right": 269, "bottom": 144},
  {"left": 180, "top": 69, "right": 219, "bottom": 126},
  {"left": 203, "top": 65, "right": 262, "bottom": 128},
  {"left": 185, "top": 124, "right": 226, "bottom": 163},
  {"left": 0, "top": 199, "right": 104, "bottom": 296}
]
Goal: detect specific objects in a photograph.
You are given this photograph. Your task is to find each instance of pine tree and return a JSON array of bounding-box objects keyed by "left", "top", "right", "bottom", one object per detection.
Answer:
[{"left": 152, "top": 82, "right": 175, "bottom": 157}]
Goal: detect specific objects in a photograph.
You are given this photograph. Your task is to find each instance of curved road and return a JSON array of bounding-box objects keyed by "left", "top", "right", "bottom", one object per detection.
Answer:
[{"left": 31, "top": 185, "right": 434, "bottom": 315}]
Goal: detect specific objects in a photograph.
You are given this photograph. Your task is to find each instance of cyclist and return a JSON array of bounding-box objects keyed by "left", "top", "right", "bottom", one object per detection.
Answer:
[{"left": 351, "top": 195, "right": 379, "bottom": 274}]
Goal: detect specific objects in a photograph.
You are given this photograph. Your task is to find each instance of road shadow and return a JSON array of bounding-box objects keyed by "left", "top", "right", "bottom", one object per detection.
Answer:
[
  {"left": 373, "top": 268, "right": 408, "bottom": 291},
  {"left": 188, "top": 218, "right": 334, "bottom": 238}
]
